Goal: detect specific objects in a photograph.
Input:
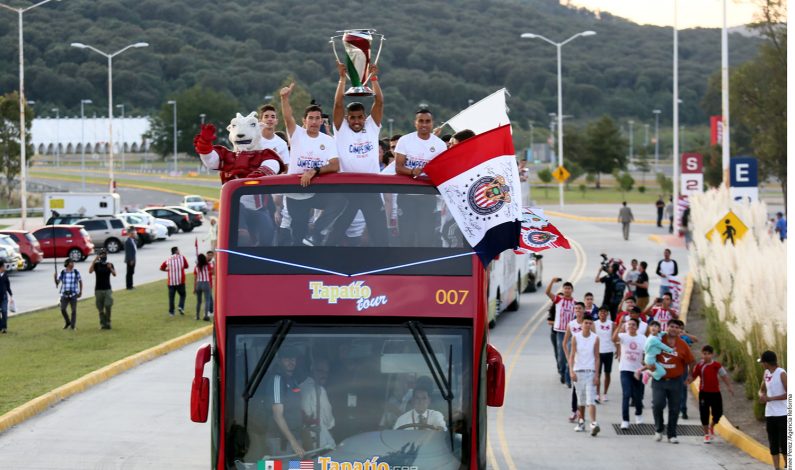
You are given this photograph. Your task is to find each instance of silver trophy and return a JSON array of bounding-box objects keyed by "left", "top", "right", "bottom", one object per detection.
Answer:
[{"left": 330, "top": 29, "right": 385, "bottom": 96}]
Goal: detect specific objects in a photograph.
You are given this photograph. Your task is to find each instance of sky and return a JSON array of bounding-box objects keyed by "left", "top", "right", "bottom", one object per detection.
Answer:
[{"left": 563, "top": 0, "right": 765, "bottom": 29}]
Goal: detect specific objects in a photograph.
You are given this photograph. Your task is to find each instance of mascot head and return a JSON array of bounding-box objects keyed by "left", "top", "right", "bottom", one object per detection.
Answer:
[{"left": 227, "top": 112, "right": 263, "bottom": 152}]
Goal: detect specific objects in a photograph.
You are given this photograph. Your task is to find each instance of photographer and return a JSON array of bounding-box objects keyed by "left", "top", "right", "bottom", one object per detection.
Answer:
[
  {"left": 54, "top": 259, "right": 82, "bottom": 330},
  {"left": 595, "top": 260, "right": 626, "bottom": 321},
  {"left": 88, "top": 248, "right": 116, "bottom": 330}
]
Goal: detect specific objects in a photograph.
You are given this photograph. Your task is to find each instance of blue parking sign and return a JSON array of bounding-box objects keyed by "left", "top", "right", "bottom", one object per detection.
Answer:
[{"left": 730, "top": 157, "right": 758, "bottom": 187}]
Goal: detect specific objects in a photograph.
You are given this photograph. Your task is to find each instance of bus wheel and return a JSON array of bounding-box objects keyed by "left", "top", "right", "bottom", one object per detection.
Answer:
[{"left": 488, "top": 318, "right": 496, "bottom": 329}]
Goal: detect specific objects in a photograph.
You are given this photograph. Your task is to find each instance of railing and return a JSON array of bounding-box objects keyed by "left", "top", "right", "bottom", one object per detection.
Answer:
[{"left": 0, "top": 208, "right": 44, "bottom": 217}]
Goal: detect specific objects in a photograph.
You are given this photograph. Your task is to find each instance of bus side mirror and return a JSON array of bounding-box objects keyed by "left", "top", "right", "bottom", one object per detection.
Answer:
[
  {"left": 486, "top": 344, "right": 505, "bottom": 407},
  {"left": 190, "top": 343, "right": 212, "bottom": 423}
]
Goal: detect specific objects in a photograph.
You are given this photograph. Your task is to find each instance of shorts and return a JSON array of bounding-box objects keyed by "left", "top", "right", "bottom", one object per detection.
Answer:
[
  {"left": 766, "top": 415, "right": 787, "bottom": 455},
  {"left": 599, "top": 353, "right": 614, "bottom": 374},
  {"left": 95, "top": 289, "right": 114, "bottom": 309},
  {"left": 573, "top": 370, "right": 596, "bottom": 406}
]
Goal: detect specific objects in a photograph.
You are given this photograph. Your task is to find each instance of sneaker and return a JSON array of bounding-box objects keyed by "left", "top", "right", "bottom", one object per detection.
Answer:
[
  {"left": 635, "top": 415, "right": 644, "bottom": 425},
  {"left": 590, "top": 422, "right": 600, "bottom": 437},
  {"left": 559, "top": 376, "right": 565, "bottom": 384},
  {"left": 574, "top": 420, "right": 585, "bottom": 432},
  {"left": 568, "top": 412, "right": 578, "bottom": 423},
  {"left": 681, "top": 412, "right": 689, "bottom": 420},
  {"left": 642, "top": 370, "right": 651, "bottom": 385},
  {"left": 654, "top": 432, "right": 663, "bottom": 442},
  {"left": 703, "top": 434, "right": 711, "bottom": 444},
  {"left": 302, "top": 234, "right": 320, "bottom": 247},
  {"left": 601, "top": 395, "right": 609, "bottom": 402},
  {"left": 178, "top": 308, "right": 185, "bottom": 316},
  {"left": 169, "top": 312, "right": 175, "bottom": 317},
  {"left": 594, "top": 396, "right": 601, "bottom": 405},
  {"left": 620, "top": 421, "right": 630, "bottom": 430},
  {"left": 709, "top": 424, "right": 715, "bottom": 436},
  {"left": 669, "top": 437, "right": 679, "bottom": 444}
]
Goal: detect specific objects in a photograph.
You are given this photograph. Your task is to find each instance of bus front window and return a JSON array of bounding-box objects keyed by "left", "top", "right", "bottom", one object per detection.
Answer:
[{"left": 226, "top": 323, "right": 470, "bottom": 470}]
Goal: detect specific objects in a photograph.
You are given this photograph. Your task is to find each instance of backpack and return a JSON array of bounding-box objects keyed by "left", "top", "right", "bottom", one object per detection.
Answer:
[{"left": 611, "top": 277, "right": 626, "bottom": 305}]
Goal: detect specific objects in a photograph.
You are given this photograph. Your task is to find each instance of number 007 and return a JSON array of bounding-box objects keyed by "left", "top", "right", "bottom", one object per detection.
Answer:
[{"left": 435, "top": 290, "right": 469, "bottom": 305}]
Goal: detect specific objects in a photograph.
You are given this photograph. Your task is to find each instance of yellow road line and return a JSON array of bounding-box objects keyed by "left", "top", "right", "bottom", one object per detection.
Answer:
[
  {"left": 493, "top": 238, "right": 588, "bottom": 470},
  {"left": 487, "top": 442, "right": 501, "bottom": 470}
]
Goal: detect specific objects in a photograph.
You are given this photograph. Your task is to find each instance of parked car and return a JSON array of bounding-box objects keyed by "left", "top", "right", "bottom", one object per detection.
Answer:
[
  {"left": 524, "top": 253, "right": 544, "bottom": 293},
  {"left": 117, "top": 212, "right": 168, "bottom": 241},
  {"left": 0, "top": 246, "right": 16, "bottom": 272},
  {"left": 166, "top": 205, "right": 203, "bottom": 228},
  {"left": 0, "top": 229, "right": 44, "bottom": 271},
  {"left": 0, "top": 235, "right": 25, "bottom": 271},
  {"left": 143, "top": 207, "right": 193, "bottom": 232},
  {"left": 32, "top": 225, "right": 94, "bottom": 262},
  {"left": 182, "top": 195, "right": 209, "bottom": 214},
  {"left": 154, "top": 217, "right": 178, "bottom": 236},
  {"left": 45, "top": 214, "right": 86, "bottom": 226},
  {"left": 75, "top": 217, "right": 132, "bottom": 253}
]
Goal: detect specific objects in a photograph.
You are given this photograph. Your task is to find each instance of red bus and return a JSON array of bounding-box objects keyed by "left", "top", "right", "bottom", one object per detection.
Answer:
[{"left": 191, "top": 173, "right": 506, "bottom": 470}]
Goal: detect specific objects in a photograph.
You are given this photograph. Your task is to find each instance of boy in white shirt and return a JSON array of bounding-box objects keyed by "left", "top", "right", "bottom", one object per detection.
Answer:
[
  {"left": 569, "top": 317, "right": 601, "bottom": 437},
  {"left": 279, "top": 83, "right": 344, "bottom": 246},
  {"left": 258, "top": 104, "right": 290, "bottom": 163}
]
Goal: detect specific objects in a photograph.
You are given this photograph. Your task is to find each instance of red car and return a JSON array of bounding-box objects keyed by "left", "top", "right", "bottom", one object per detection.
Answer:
[
  {"left": 31, "top": 225, "right": 95, "bottom": 262},
  {"left": 0, "top": 229, "right": 44, "bottom": 271}
]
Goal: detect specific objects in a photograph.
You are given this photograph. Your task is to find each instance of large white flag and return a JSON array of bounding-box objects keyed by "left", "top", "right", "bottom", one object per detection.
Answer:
[{"left": 446, "top": 88, "right": 510, "bottom": 134}]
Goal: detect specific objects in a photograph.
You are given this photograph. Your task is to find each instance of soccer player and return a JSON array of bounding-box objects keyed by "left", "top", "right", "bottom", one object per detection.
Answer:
[{"left": 546, "top": 277, "right": 576, "bottom": 388}]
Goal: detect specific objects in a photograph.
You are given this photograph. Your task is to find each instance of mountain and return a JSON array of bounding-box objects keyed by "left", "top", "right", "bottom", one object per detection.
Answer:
[{"left": 0, "top": 0, "right": 764, "bottom": 132}]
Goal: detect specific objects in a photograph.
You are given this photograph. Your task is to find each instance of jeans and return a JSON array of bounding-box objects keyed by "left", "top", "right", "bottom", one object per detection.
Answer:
[
  {"left": 60, "top": 296, "right": 77, "bottom": 328},
  {"left": 326, "top": 194, "right": 389, "bottom": 247},
  {"left": 287, "top": 194, "right": 347, "bottom": 246},
  {"left": 550, "top": 326, "right": 558, "bottom": 363},
  {"left": 168, "top": 284, "right": 186, "bottom": 314},
  {"left": 126, "top": 261, "right": 135, "bottom": 289},
  {"left": 195, "top": 280, "right": 213, "bottom": 319},
  {"left": 620, "top": 371, "right": 644, "bottom": 421},
  {"left": 680, "top": 381, "right": 688, "bottom": 415},
  {"left": 0, "top": 295, "right": 7, "bottom": 330},
  {"left": 241, "top": 206, "right": 276, "bottom": 247},
  {"left": 555, "top": 331, "right": 570, "bottom": 386},
  {"left": 652, "top": 375, "right": 684, "bottom": 438}
]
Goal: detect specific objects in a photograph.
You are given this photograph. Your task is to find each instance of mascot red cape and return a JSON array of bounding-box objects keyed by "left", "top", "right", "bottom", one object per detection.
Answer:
[{"left": 193, "top": 111, "right": 285, "bottom": 182}]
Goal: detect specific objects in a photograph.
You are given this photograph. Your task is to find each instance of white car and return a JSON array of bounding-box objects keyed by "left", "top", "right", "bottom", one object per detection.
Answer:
[
  {"left": 153, "top": 217, "right": 178, "bottom": 236},
  {"left": 117, "top": 212, "right": 168, "bottom": 242},
  {"left": 182, "top": 195, "right": 209, "bottom": 214}
]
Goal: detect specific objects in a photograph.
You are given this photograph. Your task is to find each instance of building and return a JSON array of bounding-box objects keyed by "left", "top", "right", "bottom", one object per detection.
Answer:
[{"left": 30, "top": 116, "right": 151, "bottom": 156}]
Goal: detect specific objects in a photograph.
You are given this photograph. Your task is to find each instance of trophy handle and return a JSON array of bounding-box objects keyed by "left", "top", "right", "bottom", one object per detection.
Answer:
[
  {"left": 329, "top": 36, "right": 350, "bottom": 81},
  {"left": 371, "top": 34, "right": 386, "bottom": 66}
]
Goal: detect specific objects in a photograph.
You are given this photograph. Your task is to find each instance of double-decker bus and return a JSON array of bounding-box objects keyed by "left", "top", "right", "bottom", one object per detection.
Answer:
[{"left": 190, "top": 173, "right": 506, "bottom": 470}]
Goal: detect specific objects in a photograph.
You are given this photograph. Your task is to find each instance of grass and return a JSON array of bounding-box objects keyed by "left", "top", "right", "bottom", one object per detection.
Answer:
[
  {"left": 529, "top": 185, "right": 661, "bottom": 205},
  {"left": 0, "top": 280, "right": 211, "bottom": 414},
  {"left": 29, "top": 170, "right": 221, "bottom": 201}
]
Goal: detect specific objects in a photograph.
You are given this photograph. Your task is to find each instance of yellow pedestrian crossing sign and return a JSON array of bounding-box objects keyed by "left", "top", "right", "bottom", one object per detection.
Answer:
[
  {"left": 706, "top": 210, "right": 748, "bottom": 245},
  {"left": 552, "top": 165, "right": 571, "bottom": 183}
]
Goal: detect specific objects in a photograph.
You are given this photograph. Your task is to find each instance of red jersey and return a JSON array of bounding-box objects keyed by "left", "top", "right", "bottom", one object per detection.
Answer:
[
  {"left": 650, "top": 306, "right": 677, "bottom": 330},
  {"left": 161, "top": 255, "right": 189, "bottom": 286},
  {"left": 614, "top": 310, "right": 648, "bottom": 326},
  {"left": 211, "top": 145, "right": 285, "bottom": 183},
  {"left": 194, "top": 264, "right": 214, "bottom": 284},
  {"left": 692, "top": 360, "right": 727, "bottom": 393},
  {"left": 553, "top": 295, "right": 576, "bottom": 332}
]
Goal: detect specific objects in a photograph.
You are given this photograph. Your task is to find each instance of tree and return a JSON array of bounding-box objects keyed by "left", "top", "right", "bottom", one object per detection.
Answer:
[
  {"left": 0, "top": 92, "right": 33, "bottom": 202},
  {"left": 537, "top": 168, "right": 552, "bottom": 198},
  {"left": 656, "top": 172, "right": 673, "bottom": 196},
  {"left": 615, "top": 170, "right": 635, "bottom": 196},
  {"left": 146, "top": 85, "right": 241, "bottom": 158},
  {"left": 562, "top": 127, "right": 587, "bottom": 189},
  {"left": 580, "top": 116, "right": 628, "bottom": 188}
]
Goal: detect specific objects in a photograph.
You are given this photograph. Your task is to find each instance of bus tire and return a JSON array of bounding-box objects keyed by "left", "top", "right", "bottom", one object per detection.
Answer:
[
  {"left": 488, "top": 318, "right": 496, "bottom": 329},
  {"left": 525, "top": 274, "right": 537, "bottom": 293}
]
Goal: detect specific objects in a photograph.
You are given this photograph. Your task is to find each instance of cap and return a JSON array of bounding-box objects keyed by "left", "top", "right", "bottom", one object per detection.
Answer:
[{"left": 758, "top": 350, "right": 777, "bottom": 364}]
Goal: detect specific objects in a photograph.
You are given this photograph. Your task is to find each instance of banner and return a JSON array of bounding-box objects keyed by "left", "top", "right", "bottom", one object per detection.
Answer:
[
  {"left": 445, "top": 88, "right": 510, "bottom": 134},
  {"left": 423, "top": 125, "right": 521, "bottom": 267},
  {"left": 515, "top": 207, "right": 571, "bottom": 253},
  {"left": 710, "top": 115, "right": 723, "bottom": 146}
]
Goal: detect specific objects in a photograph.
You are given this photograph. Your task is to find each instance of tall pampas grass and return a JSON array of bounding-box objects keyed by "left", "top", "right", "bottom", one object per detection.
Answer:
[{"left": 688, "top": 187, "right": 786, "bottom": 418}]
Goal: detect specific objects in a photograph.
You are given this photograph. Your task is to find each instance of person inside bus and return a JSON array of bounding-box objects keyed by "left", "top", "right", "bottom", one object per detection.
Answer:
[
  {"left": 393, "top": 383, "right": 447, "bottom": 431},
  {"left": 300, "top": 358, "right": 336, "bottom": 449},
  {"left": 264, "top": 345, "right": 306, "bottom": 458}
]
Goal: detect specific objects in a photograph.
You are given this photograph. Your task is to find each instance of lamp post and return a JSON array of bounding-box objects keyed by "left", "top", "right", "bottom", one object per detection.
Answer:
[
  {"left": 71, "top": 41, "right": 149, "bottom": 192},
  {"left": 721, "top": 0, "right": 730, "bottom": 187},
  {"left": 644, "top": 123, "right": 650, "bottom": 148},
  {"left": 199, "top": 113, "right": 206, "bottom": 125},
  {"left": 528, "top": 121, "right": 534, "bottom": 162},
  {"left": 652, "top": 109, "right": 661, "bottom": 171},
  {"left": 167, "top": 100, "right": 177, "bottom": 173},
  {"left": 628, "top": 120, "right": 634, "bottom": 162},
  {"left": 0, "top": 0, "right": 62, "bottom": 229},
  {"left": 672, "top": 0, "right": 681, "bottom": 235},
  {"left": 51, "top": 107, "right": 59, "bottom": 167},
  {"left": 521, "top": 30, "right": 596, "bottom": 208},
  {"left": 80, "top": 99, "right": 91, "bottom": 191},
  {"left": 116, "top": 103, "right": 125, "bottom": 171},
  {"left": 387, "top": 118, "right": 394, "bottom": 138}
]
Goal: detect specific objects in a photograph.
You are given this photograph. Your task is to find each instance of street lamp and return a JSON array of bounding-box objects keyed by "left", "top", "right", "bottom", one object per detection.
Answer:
[
  {"left": 721, "top": 0, "right": 731, "bottom": 187},
  {"left": 80, "top": 99, "right": 91, "bottom": 191},
  {"left": 528, "top": 121, "right": 534, "bottom": 162},
  {"left": 521, "top": 30, "right": 596, "bottom": 208},
  {"left": 672, "top": 0, "right": 681, "bottom": 235},
  {"left": 199, "top": 113, "right": 206, "bottom": 125},
  {"left": 387, "top": 118, "right": 394, "bottom": 138},
  {"left": 51, "top": 107, "right": 59, "bottom": 167},
  {"left": 628, "top": 120, "right": 634, "bottom": 162},
  {"left": 167, "top": 100, "right": 177, "bottom": 173},
  {"left": 116, "top": 103, "right": 125, "bottom": 171},
  {"left": 0, "top": 0, "right": 62, "bottom": 229},
  {"left": 71, "top": 40, "right": 149, "bottom": 192},
  {"left": 652, "top": 109, "right": 661, "bottom": 170}
]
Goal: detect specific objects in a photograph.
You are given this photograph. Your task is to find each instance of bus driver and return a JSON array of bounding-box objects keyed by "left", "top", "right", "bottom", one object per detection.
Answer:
[{"left": 393, "top": 385, "right": 447, "bottom": 431}]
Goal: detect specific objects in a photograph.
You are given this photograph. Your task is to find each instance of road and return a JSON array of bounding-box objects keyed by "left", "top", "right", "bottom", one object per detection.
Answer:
[
  {"left": 7, "top": 179, "right": 215, "bottom": 315},
  {"left": 0, "top": 208, "right": 766, "bottom": 469}
]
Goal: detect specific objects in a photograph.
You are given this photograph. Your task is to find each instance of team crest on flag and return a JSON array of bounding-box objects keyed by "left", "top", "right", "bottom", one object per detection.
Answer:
[
  {"left": 423, "top": 125, "right": 521, "bottom": 267},
  {"left": 516, "top": 207, "right": 571, "bottom": 253}
]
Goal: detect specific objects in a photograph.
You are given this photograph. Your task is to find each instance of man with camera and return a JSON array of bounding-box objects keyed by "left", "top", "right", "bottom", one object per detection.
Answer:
[
  {"left": 89, "top": 248, "right": 117, "bottom": 330},
  {"left": 54, "top": 259, "right": 83, "bottom": 330}
]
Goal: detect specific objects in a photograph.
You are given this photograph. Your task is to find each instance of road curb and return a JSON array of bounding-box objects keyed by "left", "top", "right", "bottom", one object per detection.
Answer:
[
  {"left": 0, "top": 325, "right": 213, "bottom": 435},
  {"left": 545, "top": 210, "right": 656, "bottom": 225},
  {"left": 680, "top": 275, "right": 773, "bottom": 465}
]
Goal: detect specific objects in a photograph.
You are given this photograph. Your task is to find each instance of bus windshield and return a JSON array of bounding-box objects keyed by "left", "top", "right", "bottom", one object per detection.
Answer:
[
  {"left": 228, "top": 183, "right": 472, "bottom": 276},
  {"left": 225, "top": 321, "right": 471, "bottom": 470}
]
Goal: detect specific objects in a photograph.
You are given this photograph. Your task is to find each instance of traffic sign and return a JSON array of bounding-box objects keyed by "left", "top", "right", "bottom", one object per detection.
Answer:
[
  {"left": 706, "top": 210, "right": 748, "bottom": 245},
  {"left": 551, "top": 165, "right": 570, "bottom": 183},
  {"left": 730, "top": 157, "right": 759, "bottom": 202}
]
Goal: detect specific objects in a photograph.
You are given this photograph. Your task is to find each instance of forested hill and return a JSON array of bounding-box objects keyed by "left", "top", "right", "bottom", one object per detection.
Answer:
[{"left": 0, "top": 0, "right": 763, "bottom": 130}]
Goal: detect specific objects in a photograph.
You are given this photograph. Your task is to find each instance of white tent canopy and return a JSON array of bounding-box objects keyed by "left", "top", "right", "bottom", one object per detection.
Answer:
[{"left": 30, "top": 116, "right": 151, "bottom": 155}]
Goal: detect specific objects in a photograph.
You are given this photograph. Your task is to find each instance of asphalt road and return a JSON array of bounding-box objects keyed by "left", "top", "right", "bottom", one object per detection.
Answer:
[{"left": 0, "top": 206, "right": 767, "bottom": 469}]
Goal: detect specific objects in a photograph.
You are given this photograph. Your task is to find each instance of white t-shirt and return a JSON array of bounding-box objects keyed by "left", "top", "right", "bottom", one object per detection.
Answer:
[
  {"left": 287, "top": 125, "right": 337, "bottom": 175},
  {"left": 594, "top": 319, "right": 615, "bottom": 353},
  {"left": 259, "top": 134, "right": 290, "bottom": 164},
  {"left": 380, "top": 161, "right": 396, "bottom": 175},
  {"left": 567, "top": 318, "right": 586, "bottom": 335},
  {"left": 393, "top": 409, "right": 447, "bottom": 431},
  {"left": 572, "top": 332, "right": 598, "bottom": 371},
  {"left": 394, "top": 132, "right": 446, "bottom": 174},
  {"left": 618, "top": 333, "right": 647, "bottom": 372},
  {"left": 335, "top": 116, "right": 381, "bottom": 174},
  {"left": 764, "top": 367, "right": 787, "bottom": 417}
]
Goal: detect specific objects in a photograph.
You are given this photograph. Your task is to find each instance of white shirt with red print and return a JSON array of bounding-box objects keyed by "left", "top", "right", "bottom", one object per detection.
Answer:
[
  {"left": 553, "top": 295, "right": 576, "bottom": 333},
  {"left": 161, "top": 254, "right": 189, "bottom": 286}
]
